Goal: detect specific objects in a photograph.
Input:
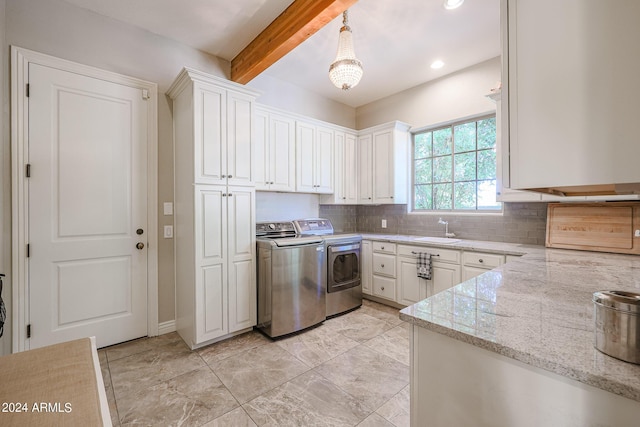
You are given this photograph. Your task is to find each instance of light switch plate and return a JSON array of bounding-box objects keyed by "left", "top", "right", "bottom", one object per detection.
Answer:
[
  {"left": 381, "top": 219, "right": 387, "bottom": 228},
  {"left": 164, "top": 225, "right": 173, "bottom": 239},
  {"left": 163, "top": 202, "right": 173, "bottom": 216}
]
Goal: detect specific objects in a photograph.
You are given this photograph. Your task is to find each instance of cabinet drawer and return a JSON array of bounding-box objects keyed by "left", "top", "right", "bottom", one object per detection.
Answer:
[
  {"left": 397, "top": 245, "right": 460, "bottom": 264},
  {"left": 373, "top": 253, "right": 396, "bottom": 277},
  {"left": 372, "top": 275, "right": 396, "bottom": 300},
  {"left": 372, "top": 241, "right": 396, "bottom": 254},
  {"left": 463, "top": 252, "right": 505, "bottom": 269}
]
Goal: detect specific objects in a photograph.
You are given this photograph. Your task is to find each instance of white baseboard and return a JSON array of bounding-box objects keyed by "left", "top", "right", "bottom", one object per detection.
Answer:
[{"left": 157, "top": 320, "right": 176, "bottom": 335}]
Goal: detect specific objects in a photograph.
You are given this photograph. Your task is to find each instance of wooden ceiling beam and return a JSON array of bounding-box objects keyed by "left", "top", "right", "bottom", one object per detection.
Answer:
[{"left": 231, "top": 0, "right": 359, "bottom": 84}]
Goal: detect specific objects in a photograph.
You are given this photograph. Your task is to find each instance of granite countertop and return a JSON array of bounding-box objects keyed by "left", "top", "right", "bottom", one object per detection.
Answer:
[{"left": 361, "top": 233, "right": 640, "bottom": 402}]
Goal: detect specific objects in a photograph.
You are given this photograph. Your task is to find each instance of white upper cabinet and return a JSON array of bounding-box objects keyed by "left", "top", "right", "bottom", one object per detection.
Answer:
[
  {"left": 253, "top": 106, "right": 296, "bottom": 192},
  {"left": 358, "top": 121, "right": 411, "bottom": 205},
  {"left": 323, "top": 130, "right": 358, "bottom": 204},
  {"left": 169, "top": 68, "right": 258, "bottom": 187},
  {"left": 296, "top": 120, "right": 334, "bottom": 194},
  {"left": 504, "top": 0, "right": 640, "bottom": 197}
]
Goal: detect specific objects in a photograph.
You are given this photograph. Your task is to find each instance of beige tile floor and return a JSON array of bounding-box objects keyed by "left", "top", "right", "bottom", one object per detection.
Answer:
[{"left": 100, "top": 299, "right": 410, "bottom": 427}]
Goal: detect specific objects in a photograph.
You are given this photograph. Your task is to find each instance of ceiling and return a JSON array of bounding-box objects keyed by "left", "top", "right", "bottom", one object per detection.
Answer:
[{"left": 61, "top": 0, "right": 500, "bottom": 108}]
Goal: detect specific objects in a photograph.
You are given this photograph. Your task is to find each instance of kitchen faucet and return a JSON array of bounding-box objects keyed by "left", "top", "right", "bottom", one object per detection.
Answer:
[{"left": 438, "top": 218, "right": 456, "bottom": 238}]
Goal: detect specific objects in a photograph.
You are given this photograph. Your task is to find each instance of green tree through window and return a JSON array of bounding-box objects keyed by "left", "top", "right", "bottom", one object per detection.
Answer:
[{"left": 413, "top": 115, "right": 501, "bottom": 212}]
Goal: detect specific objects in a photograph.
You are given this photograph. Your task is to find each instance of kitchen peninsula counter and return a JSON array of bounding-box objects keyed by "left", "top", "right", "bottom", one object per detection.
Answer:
[{"left": 360, "top": 234, "right": 640, "bottom": 425}]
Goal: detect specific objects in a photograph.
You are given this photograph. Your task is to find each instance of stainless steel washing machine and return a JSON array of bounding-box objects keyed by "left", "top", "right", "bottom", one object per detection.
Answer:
[{"left": 256, "top": 221, "right": 326, "bottom": 338}]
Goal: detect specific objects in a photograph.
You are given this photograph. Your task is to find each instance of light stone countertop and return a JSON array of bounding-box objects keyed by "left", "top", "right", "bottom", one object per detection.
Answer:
[{"left": 360, "top": 233, "right": 640, "bottom": 402}]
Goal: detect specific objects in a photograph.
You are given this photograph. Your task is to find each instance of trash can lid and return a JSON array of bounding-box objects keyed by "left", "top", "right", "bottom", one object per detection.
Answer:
[{"left": 593, "top": 290, "right": 640, "bottom": 314}]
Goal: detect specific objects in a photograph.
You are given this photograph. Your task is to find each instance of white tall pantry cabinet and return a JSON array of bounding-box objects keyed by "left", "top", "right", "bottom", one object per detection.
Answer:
[{"left": 168, "top": 68, "right": 259, "bottom": 349}]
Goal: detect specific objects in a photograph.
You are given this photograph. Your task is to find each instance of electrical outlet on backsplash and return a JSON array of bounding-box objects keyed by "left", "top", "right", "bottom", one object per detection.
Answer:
[{"left": 318, "top": 202, "right": 548, "bottom": 246}]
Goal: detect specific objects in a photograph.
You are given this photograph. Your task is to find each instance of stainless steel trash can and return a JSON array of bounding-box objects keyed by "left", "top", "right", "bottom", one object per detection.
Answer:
[{"left": 593, "top": 290, "right": 640, "bottom": 364}]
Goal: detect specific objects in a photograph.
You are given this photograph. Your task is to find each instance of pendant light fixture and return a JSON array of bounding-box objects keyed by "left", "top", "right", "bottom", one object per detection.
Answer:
[{"left": 329, "top": 10, "right": 363, "bottom": 90}]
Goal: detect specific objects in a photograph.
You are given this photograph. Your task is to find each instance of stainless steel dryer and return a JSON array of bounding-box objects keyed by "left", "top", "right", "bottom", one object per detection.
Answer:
[{"left": 294, "top": 219, "right": 362, "bottom": 317}]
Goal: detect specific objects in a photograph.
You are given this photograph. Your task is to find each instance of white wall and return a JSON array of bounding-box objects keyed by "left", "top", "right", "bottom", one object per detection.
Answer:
[
  {"left": 356, "top": 57, "right": 501, "bottom": 130},
  {"left": 249, "top": 73, "right": 356, "bottom": 128},
  {"left": 256, "top": 192, "right": 320, "bottom": 222}
]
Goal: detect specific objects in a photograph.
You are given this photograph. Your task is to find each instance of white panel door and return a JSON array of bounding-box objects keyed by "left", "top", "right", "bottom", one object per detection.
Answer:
[
  {"left": 397, "top": 257, "right": 427, "bottom": 306},
  {"left": 227, "top": 187, "right": 256, "bottom": 333},
  {"left": 315, "top": 126, "right": 334, "bottom": 194},
  {"left": 253, "top": 107, "right": 269, "bottom": 190},
  {"left": 296, "top": 122, "right": 316, "bottom": 192},
  {"left": 196, "top": 186, "right": 227, "bottom": 342},
  {"left": 358, "top": 134, "right": 373, "bottom": 203},
  {"left": 430, "top": 263, "right": 462, "bottom": 296},
  {"left": 196, "top": 84, "right": 226, "bottom": 185},
  {"left": 270, "top": 114, "right": 296, "bottom": 192},
  {"left": 227, "top": 91, "right": 253, "bottom": 186},
  {"left": 344, "top": 133, "right": 359, "bottom": 203},
  {"left": 373, "top": 130, "right": 394, "bottom": 203},
  {"left": 28, "top": 63, "right": 148, "bottom": 349}
]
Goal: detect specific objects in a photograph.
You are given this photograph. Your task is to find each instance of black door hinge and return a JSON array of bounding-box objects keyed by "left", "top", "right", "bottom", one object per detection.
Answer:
[
  {"left": 26, "top": 244, "right": 30, "bottom": 258},
  {"left": 27, "top": 324, "right": 31, "bottom": 338},
  {"left": 26, "top": 83, "right": 30, "bottom": 97},
  {"left": 26, "top": 164, "right": 31, "bottom": 178}
]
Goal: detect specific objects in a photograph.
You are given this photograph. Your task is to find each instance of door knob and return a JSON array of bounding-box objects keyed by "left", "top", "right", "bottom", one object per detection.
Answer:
[{"left": 136, "top": 242, "right": 145, "bottom": 250}]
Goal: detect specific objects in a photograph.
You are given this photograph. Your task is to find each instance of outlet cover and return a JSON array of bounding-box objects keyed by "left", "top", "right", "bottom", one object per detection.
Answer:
[
  {"left": 381, "top": 219, "right": 387, "bottom": 228},
  {"left": 164, "top": 225, "right": 173, "bottom": 239}
]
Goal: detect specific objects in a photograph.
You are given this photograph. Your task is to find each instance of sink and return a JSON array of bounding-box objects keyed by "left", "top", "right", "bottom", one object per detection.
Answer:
[{"left": 412, "top": 236, "right": 461, "bottom": 244}]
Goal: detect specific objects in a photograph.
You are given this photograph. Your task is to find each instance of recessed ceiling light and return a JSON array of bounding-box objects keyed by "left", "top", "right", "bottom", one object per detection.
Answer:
[
  {"left": 431, "top": 60, "right": 445, "bottom": 69},
  {"left": 443, "top": 0, "right": 464, "bottom": 10}
]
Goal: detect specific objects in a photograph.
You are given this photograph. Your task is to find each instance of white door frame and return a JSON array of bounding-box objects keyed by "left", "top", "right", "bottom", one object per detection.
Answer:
[{"left": 10, "top": 46, "right": 159, "bottom": 352}]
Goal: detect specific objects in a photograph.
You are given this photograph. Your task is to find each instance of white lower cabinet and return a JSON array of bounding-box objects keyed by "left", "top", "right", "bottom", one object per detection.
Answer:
[
  {"left": 397, "top": 245, "right": 461, "bottom": 305},
  {"left": 461, "top": 251, "right": 505, "bottom": 281},
  {"left": 363, "top": 240, "right": 518, "bottom": 307},
  {"left": 178, "top": 185, "right": 256, "bottom": 349},
  {"left": 397, "top": 255, "right": 428, "bottom": 306},
  {"left": 371, "top": 242, "right": 397, "bottom": 302}
]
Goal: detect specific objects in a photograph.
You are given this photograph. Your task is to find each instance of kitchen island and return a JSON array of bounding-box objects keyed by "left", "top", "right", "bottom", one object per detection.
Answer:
[{"left": 390, "top": 239, "right": 640, "bottom": 426}]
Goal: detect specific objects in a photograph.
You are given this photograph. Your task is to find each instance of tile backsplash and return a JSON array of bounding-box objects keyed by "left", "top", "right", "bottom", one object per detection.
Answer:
[{"left": 319, "top": 203, "right": 548, "bottom": 246}]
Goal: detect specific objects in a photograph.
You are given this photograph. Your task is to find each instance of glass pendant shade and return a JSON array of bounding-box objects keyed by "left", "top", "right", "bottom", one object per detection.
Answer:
[{"left": 329, "top": 11, "right": 363, "bottom": 90}]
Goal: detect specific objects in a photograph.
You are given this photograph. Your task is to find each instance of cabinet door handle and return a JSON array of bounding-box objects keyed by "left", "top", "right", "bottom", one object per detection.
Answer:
[
  {"left": 381, "top": 246, "right": 385, "bottom": 250},
  {"left": 381, "top": 286, "right": 385, "bottom": 291},
  {"left": 222, "top": 193, "right": 227, "bottom": 197},
  {"left": 221, "top": 175, "right": 226, "bottom": 178},
  {"left": 479, "top": 259, "right": 484, "bottom": 263},
  {"left": 381, "top": 264, "right": 385, "bottom": 268},
  {"left": 368, "top": 197, "right": 372, "bottom": 200}
]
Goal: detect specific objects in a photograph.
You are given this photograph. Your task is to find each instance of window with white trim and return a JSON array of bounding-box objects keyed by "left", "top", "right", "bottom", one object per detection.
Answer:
[{"left": 412, "top": 115, "right": 501, "bottom": 212}]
